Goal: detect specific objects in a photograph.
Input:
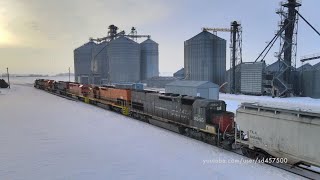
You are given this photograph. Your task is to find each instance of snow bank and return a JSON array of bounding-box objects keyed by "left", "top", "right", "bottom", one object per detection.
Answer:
[
  {"left": 220, "top": 93, "right": 320, "bottom": 114},
  {"left": 0, "top": 85, "right": 304, "bottom": 179}
]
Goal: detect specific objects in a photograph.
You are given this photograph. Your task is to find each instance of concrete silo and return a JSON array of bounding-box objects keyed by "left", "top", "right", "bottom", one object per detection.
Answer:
[
  {"left": 140, "top": 39, "right": 159, "bottom": 80},
  {"left": 184, "top": 31, "right": 226, "bottom": 85},
  {"left": 107, "top": 36, "right": 141, "bottom": 83}
]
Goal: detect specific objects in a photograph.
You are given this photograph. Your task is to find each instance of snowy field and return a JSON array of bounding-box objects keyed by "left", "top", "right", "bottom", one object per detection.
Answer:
[
  {"left": 0, "top": 83, "right": 306, "bottom": 179},
  {"left": 7, "top": 76, "right": 74, "bottom": 85}
]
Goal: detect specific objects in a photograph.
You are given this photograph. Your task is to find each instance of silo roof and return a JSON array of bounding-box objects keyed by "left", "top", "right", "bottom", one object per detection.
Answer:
[
  {"left": 173, "top": 68, "right": 184, "bottom": 76},
  {"left": 296, "top": 63, "right": 315, "bottom": 71},
  {"left": 74, "top": 41, "right": 96, "bottom": 51},
  {"left": 314, "top": 62, "right": 320, "bottom": 70},
  {"left": 266, "top": 60, "right": 286, "bottom": 72},
  {"left": 110, "top": 36, "right": 139, "bottom": 45},
  {"left": 166, "top": 80, "right": 219, "bottom": 88},
  {"left": 141, "top": 39, "right": 158, "bottom": 45},
  {"left": 185, "top": 30, "right": 226, "bottom": 42}
]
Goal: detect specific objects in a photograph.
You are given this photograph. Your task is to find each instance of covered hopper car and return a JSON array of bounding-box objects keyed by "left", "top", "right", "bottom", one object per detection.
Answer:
[{"left": 236, "top": 103, "right": 320, "bottom": 168}]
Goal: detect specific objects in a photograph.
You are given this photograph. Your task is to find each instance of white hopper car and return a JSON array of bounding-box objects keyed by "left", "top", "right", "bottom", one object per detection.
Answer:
[{"left": 235, "top": 103, "right": 320, "bottom": 167}]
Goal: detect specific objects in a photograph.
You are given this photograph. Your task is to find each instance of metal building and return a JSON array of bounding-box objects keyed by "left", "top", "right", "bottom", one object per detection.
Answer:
[
  {"left": 107, "top": 36, "right": 141, "bottom": 83},
  {"left": 165, "top": 80, "right": 219, "bottom": 100},
  {"left": 74, "top": 41, "right": 96, "bottom": 83},
  {"left": 301, "top": 70, "right": 320, "bottom": 99},
  {"left": 140, "top": 39, "right": 159, "bottom": 80},
  {"left": 240, "top": 62, "right": 266, "bottom": 95},
  {"left": 113, "top": 82, "right": 144, "bottom": 90},
  {"left": 142, "top": 76, "right": 178, "bottom": 88},
  {"left": 184, "top": 31, "right": 226, "bottom": 85},
  {"left": 173, "top": 68, "right": 185, "bottom": 79}
]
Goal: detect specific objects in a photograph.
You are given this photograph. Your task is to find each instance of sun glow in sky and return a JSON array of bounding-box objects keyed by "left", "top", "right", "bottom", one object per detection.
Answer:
[
  {"left": 0, "top": 7, "right": 17, "bottom": 46},
  {"left": 0, "top": 26, "right": 16, "bottom": 46}
]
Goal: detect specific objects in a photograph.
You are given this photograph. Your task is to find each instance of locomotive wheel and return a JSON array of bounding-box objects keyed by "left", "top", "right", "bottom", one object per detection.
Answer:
[
  {"left": 241, "top": 147, "right": 250, "bottom": 157},
  {"left": 221, "top": 141, "right": 232, "bottom": 150},
  {"left": 256, "top": 152, "right": 267, "bottom": 160},
  {"left": 178, "top": 127, "right": 186, "bottom": 134}
]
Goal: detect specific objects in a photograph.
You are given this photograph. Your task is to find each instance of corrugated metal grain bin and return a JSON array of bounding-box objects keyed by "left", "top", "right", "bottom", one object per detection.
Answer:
[
  {"left": 302, "top": 70, "right": 320, "bottom": 99},
  {"left": 173, "top": 68, "right": 185, "bottom": 79},
  {"left": 140, "top": 39, "right": 159, "bottom": 80},
  {"left": 91, "top": 41, "right": 108, "bottom": 83},
  {"left": 74, "top": 41, "right": 96, "bottom": 83},
  {"left": 236, "top": 103, "right": 320, "bottom": 167},
  {"left": 184, "top": 31, "right": 226, "bottom": 85},
  {"left": 240, "top": 62, "right": 265, "bottom": 95},
  {"left": 165, "top": 80, "right": 219, "bottom": 100},
  {"left": 92, "top": 76, "right": 101, "bottom": 85},
  {"left": 78, "top": 75, "right": 89, "bottom": 85},
  {"left": 107, "top": 36, "right": 141, "bottom": 83}
]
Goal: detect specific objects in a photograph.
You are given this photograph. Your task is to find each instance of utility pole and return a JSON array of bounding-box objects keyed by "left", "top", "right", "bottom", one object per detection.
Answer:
[
  {"left": 6, "top": 67, "right": 10, "bottom": 89},
  {"left": 68, "top": 67, "right": 71, "bottom": 82}
]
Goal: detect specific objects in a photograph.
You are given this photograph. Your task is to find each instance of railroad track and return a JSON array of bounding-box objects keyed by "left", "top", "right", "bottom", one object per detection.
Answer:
[
  {"left": 269, "top": 162, "right": 320, "bottom": 179},
  {"left": 33, "top": 87, "right": 78, "bottom": 102},
  {"left": 227, "top": 150, "right": 320, "bottom": 180}
]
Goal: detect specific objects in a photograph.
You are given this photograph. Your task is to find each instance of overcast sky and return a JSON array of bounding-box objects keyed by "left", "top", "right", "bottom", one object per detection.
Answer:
[{"left": 0, "top": 0, "right": 319, "bottom": 75}]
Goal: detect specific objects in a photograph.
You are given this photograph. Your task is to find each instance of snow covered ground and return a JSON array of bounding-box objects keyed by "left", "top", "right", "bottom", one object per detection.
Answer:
[
  {"left": 7, "top": 76, "right": 74, "bottom": 85},
  {"left": 219, "top": 93, "right": 320, "bottom": 114},
  {"left": 0, "top": 84, "right": 305, "bottom": 179}
]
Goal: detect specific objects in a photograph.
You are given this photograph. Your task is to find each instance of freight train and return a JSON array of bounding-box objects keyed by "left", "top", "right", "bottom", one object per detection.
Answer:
[
  {"left": 34, "top": 79, "right": 235, "bottom": 149},
  {"left": 34, "top": 79, "right": 320, "bottom": 173}
]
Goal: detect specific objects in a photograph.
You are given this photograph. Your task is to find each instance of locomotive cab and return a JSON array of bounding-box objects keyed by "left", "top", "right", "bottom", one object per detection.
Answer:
[
  {"left": 192, "top": 99, "right": 235, "bottom": 149},
  {"left": 192, "top": 99, "right": 234, "bottom": 134}
]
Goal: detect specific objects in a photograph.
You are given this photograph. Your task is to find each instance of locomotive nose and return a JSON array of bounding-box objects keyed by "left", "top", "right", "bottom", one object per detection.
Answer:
[{"left": 211, "top": 112, "right": 234, "bottom": 133}]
